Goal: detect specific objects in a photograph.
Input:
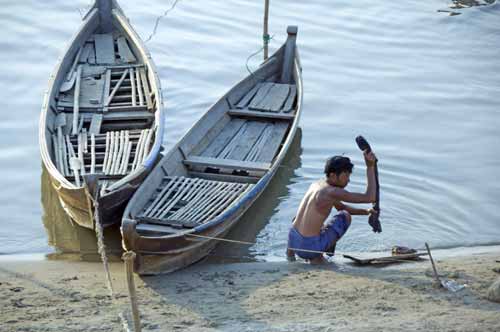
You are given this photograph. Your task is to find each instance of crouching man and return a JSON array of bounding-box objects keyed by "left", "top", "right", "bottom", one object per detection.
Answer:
[{"left": 287, "top": 151, "right": 377, "bottom": 264}]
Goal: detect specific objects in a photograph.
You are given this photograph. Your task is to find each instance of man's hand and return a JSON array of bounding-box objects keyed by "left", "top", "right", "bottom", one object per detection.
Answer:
[
  {"left": 364, "top": 150, "right": 377, "bottom": 167},
  {"left": 367, "top": 208, "right": 378, "bottom": 216}
]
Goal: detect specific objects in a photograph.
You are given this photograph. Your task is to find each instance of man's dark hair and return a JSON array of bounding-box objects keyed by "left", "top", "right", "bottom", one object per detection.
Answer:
[{"left": 324, "top": 156, "right": 354, "bottom": 177}]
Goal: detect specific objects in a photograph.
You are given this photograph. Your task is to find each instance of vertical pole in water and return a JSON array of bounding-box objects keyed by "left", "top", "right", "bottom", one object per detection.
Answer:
[
  {"left": 123, "top": 251, "right": 141, "bottom": 332},
  {"left": 263, "top": 0, "right": 270, "bottom": 60}
]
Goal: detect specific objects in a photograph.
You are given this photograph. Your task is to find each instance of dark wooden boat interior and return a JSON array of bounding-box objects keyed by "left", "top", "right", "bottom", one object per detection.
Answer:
[{"left": 126, "top": 28, "right": 301, "bottom": 238}]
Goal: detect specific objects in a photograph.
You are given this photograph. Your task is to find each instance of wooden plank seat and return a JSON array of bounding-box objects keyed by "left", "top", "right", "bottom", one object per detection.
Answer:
[
  {"left": 138, "top": 176, "right": 254, "bottom": 228},
  {"left": 183, "top": 156, "right": 271, "bottom": 172},
  {"left": 228, "top": 108, "right": 294, "bottom": 120},
  {"left": 235, "top": 82, "right": 297, "bottom": 113}
]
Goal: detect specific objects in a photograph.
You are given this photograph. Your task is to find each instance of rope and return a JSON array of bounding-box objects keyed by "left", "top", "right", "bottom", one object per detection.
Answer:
[
  {"left": 93, "top": 200, "right": 114, "bottom": 296},
  {"left": 185, "top": 233, "right": 336, "bottom": 256},
  {"left": 245, "top": 34, "right": 275, "bottom": 80},
  {"left": 92, "top": 195, "right": 132, "bottom": 332},
  {"left": 144, "top": 0, "right": 182, "bottom": 43}
]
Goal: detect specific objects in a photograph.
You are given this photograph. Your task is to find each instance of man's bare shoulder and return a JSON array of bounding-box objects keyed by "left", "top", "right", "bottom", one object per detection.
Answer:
[{"left": 317, "top": 182, "right": 347, "bottom": 202}]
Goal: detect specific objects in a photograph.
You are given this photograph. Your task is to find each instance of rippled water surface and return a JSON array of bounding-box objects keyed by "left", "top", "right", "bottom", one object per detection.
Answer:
[{"left": 1, "top": 0, "right": 499, "bottom": 259}]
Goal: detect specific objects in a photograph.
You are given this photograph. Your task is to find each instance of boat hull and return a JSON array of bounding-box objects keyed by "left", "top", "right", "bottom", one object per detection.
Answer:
[
  {"left": 39, "top": 1, "right": 164, "bottom": 230},
  {"left": 122, "top": 26, "right": 302, "bottom": 274}
]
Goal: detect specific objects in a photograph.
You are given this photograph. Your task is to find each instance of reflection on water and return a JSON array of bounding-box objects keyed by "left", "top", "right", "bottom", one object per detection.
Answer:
[{"left": 41, "top": 165, "right": 122, "bottom": 261}]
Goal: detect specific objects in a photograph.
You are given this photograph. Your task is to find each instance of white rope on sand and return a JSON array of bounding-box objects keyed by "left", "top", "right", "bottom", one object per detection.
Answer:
[
  {"left": 184, "top": 233, "right": 336, "bottom": 256},
  {"left": 93, "top": 197, "right": 135, "bottom": 332}
]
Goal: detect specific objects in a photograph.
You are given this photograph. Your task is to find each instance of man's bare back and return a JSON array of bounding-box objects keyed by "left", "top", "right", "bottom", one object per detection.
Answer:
[
  {"left": 287, "top": 151, "right": 378, "bottom": 262},
  {"left": 292, "top": 181, "right": 337, "bottom": 237}
]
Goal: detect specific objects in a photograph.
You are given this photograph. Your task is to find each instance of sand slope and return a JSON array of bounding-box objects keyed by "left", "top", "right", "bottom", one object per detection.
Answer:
[{"left": 1, "top": 250, "right": 500, "bottom": 332}]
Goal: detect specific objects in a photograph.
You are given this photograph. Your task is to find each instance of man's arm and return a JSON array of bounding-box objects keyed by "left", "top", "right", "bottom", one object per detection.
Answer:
[{"left": 333, "top": 201, "right": 370, "bottom": 215}]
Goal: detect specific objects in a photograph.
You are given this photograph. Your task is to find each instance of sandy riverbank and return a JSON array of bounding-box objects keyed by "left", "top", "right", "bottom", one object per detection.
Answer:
[{"left": 1, "top": 247, "right": 500, "bottom": 332}]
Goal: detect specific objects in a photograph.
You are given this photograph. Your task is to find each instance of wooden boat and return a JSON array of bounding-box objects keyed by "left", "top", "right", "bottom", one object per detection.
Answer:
[
  {"left": 39, "top": 0, "right": 164, "bottom": 229},
  {"left": 122, "top": 26, "right": 302, "bottom": 274}
]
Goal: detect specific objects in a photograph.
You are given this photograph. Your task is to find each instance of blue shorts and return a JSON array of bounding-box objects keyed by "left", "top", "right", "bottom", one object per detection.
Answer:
[{"left": 287, "top": 213, "right": 350, "bottom": 260}]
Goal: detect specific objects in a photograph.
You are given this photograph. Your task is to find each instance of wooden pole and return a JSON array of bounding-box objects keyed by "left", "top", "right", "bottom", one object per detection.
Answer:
[
  {"left": 425, "top": 242, "right": 443, "bottom": 288},
  {"left": 123, "top": 251, "right": 141, "bottom": 332},
  {"left": 263, "top": 0, "right": 270, "bottom": 60}
]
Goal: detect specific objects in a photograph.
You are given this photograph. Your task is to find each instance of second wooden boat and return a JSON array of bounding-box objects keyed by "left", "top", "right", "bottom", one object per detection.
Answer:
[
  {"left": 39, "top": 0, "right": 164, "bottom": 230},
  {"left": 122, "top": 26, "right": 302, "bottom": 274}
]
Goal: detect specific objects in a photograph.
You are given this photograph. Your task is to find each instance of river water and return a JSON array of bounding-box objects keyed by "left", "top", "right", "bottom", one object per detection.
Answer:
[{"left": 1, "top": 0, "right": 499, "bottom": 260}]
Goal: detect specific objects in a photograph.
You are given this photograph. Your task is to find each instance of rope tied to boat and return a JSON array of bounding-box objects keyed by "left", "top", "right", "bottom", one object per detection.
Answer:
[
  {"left": 185, "top": 233, "right": 336, "bottom": 256},
  {"left": 263, "top": 33, "right": 271, "bottom": 44},
  {"left": 91, "top": 193, "right": 135, "bottom": 332},
  {"left": 245, "top": 34, "right": 276, "bottom": 80},
  {"left": 144, "top": 0, "right": 182, "bottom": 43}
]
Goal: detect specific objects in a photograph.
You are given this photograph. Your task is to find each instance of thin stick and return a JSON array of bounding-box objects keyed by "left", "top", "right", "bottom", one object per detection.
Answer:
[
  {"left": 106, "top": 132, "right": 115, "bottom": 175},
  {"left": 425, "top": 242, "right": 443, "bottom": 287},
  {"left": 91, "top": 134, "right": 96, "bottom": 174},
  {"left": 102, "top": 132, "right": 110, "bottom": 173},
  {"left": 141, "top": 128, "right": 153, "bottom": 163},
  {"left": 130, "top": 131, "right": 143, "bottom": 171},
  {"left": 130, "top": 68, "right": 136, "bottom": 107},
  {"left": 123, "top": 251, "right": 142, "bottom": 332},
  {"left": 121, "top": 140, "right": 132, "bottom": 175},
  {"left": 134, "top": 130, "right": 146, "bottom": 170},
  {"left": 119, "top": 131, "right": 130, "bottom": 174},
  {"left": 78, "top": 133, "right": 85, "bottom": 175},
  {"left": 110, "top": 132, "right": 120, "bottom": 175},
  {"left": 60, "top": 129, "right": 69, "bottom": 176},
  {"left": 139, "top": 68, "right": 152, "bottom": 109},
  {"left": 72, "top": 65, "right": 83, "bottom": 136},
  {"left": 83, "top": 128, "right": 88, "bottom": 153},
  {"left": 136, "top": 68, "right": 144, "bottom": 106},
  {"left": 52, "top": 134, "right": 61, "bottom": 173},
  {"left": 112, "top": 131, "right": 125, "bottom": 175}
]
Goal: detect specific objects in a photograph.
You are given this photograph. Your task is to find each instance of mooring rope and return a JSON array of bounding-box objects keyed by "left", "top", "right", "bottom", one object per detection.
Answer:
[
  {"left": 185, "top": 233, "right": 336, "bottom": 256},
  {"left": 245, "top": 34, "right": 276, "bottom": 80},
  {"left": 144, "top": 0, "right": 182, "bottom": 43},
  {"left": 93, "top": 200, "right": 115, "bottom": 296},
  {"left": 93, "top": 198, "right": 134, "bottom": 332}
]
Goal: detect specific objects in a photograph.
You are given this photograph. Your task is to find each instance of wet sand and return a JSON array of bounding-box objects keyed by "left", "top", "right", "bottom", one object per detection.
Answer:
[{"left": 1, "top": 248, "right": 500, "bottom": 331}]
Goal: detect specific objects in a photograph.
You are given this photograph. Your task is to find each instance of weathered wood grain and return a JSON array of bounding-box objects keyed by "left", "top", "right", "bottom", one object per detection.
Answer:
[
  {"left": 236, "top": 84, "right": 261, "bottom": 109},
  {"left": 281, "top": 85, "right": 296, "bottom": 113},
  {"left": 248, "top": 83, "right": 274, "bottom": 110},
  {"left": 116, "top": 36, "right": 136, "bottom": 63},
  {"left": 200, "top": 118, "right": 246, "bottom": 158},
  {"left": 139, "top": 68, "right": 152, "bottom": 110},
  {"left": 183, "top": 156, "right": 270, "bottom": 172},
  {"left": 94, "top": 34, "right": 116, "bottom": 65},
  {"left": 255, "top": 122, "right": 289, "bottom": 163},
  {"left": 258, "top": 83, "right": 290, "bottom": 112},
  {"left": 228, "top": 108, "right": 294, "bottom": 120},
  {"left": 227, "top": 121, "right": 267, "bottom": 160}
]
